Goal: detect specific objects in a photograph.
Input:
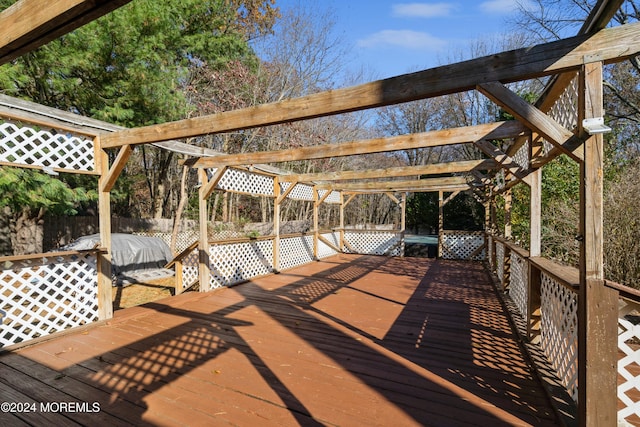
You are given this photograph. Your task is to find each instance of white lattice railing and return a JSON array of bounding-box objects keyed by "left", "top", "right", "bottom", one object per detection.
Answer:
[
  {"left": 492, "top": 237, "right": 640, "bottom": 424},
  {"left": 441, "top": 231, "right": 485, "bottom": 260},
  {"left": 174, "top": 244, "right": 199, "bottom": 294},
  {"left": 209, "top": 239, "right": 274, "bottom": 288},
  {"left": 279, "top": 235, "right": 314, "bottom": 271},
  {"left": 0, "top": 121, "right": 96, "bottom": 173},
  {"left": 509, "top": 251, "right": 528, "bottom": 322},
  {"left": 496, "top": 241, "right": 505, "bottom": 282},
  {"left": 343, "top": 230, "right": 402, "bottom": 256},
  {"left": 1, "top": 251, "right": 100, "bottom": 348},
  {"left": 540, "top": 272, "right": 579, "bottom": 402},
  {"left": 172, "top": 230, "right": 393, "bottom": 291},
  {"left": 616, "top": 292, "right": 640, "bottom": 424},
  {"left": 317, "top": 232, "right": 340, "bottom": 259}
]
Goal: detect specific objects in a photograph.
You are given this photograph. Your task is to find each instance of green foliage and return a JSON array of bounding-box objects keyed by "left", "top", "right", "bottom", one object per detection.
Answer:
[
  {"left": 0, "top": 0, "right": 276, "bottom": 221},
  {"left": 0, "top": 167, "right": 95, "bottom": 216},
  {"left": 406, "top": 192, "right": 438, "bottom": 233},
  {"left": 505, "top": 184, "right": 531, "bottom": 247},
  {"left": 0, "top": 0, "right": 261, "bottom": 127},
  {"left": 406, "top": 191, "right": 484, "bottom": 233},
  {"left": 542, "top": 154, "right": 579, "bottom": 206},
  {"left": 443, "top": 192, "right": 484, "bottom": 231}
]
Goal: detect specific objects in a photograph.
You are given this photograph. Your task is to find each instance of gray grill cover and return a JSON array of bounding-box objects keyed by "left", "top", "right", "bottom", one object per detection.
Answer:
[{"left": 62, "top": 233, "right": 173, "bottom": 275}]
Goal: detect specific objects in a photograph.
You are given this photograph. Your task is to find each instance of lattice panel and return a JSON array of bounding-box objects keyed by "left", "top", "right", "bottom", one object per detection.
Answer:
[
  {"left": 318, "top": 190, "right": 341, "bottom": 204},
  {"left": 208, "top": 240, "right": 274, "bottom": 287},
  {"left": 212, "top": 167, "right": 275, "bottom": 196},
  {"left": 512, "top": 141, "right": 530, "bottom": 170},
  {"left": 317, "top": 232, "right": 339, "bottom": 259},
  {"left": 496, "top": 242, "right": 505, "bottom": 282},
  {"left": 442, "top": 232, "right": 485, "bottom": 260},
  {"left": 545, "top": 77, "right": 579, "bottom": 157},
  {"left": 549, "top": 77, "right": 579, "bottom": 132},
  {"left": 1, "top": 252, "right": 99, "bottom": 348},
  {"left": 134, "top": 231, "right": 199, "bottom": 254},
  {"left": 279, "top": 236, "right": 314, "bottom": 271},
  {"left": 0, "top": 122, "right": 95, "bottom": 172},
  {"left": 509, "top": 252, "right": 528, "bottom": 323},
  {"left": 344, "top": 231, "right": 401, "bottom": 256},
  {"left": 618, "top": 297, "right": 640, "bottom": 423},
  {"left": 280, "top": 182, "right": 314, "bottom": 201},
  {"left": 540, "top": 272, "right": 578, "bottom": 402},
  {"left": 180, "top": 247, "right": 199, "bottom": 291}
]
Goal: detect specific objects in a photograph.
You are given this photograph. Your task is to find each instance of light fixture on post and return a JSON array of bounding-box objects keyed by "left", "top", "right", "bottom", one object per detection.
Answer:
[{"left": 582, "top": 117, "right": 611, "bottom": 135}]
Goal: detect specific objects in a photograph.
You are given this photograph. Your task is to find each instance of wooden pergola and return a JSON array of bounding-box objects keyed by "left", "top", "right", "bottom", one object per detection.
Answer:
[{"left": 1, "top": 0, "right": 638, "bottom": 425}]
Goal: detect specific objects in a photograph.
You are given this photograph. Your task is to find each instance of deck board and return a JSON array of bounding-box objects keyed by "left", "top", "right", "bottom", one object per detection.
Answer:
[{"left": 0, "top": 254, "right": 559, "bottom": 426}]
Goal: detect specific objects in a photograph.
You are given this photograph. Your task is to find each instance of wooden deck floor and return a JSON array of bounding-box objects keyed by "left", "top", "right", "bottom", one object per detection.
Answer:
[{"left": 0, "top": 254, "right": 559, "bottom": 426}]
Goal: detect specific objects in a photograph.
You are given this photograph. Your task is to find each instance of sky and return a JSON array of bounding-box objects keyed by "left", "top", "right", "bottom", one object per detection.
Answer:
[{"left": 273, "top": 0, "right": 533, "bottom": 82}]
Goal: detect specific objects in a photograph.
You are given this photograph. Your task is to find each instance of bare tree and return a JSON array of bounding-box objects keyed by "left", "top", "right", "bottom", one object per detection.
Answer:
[{"left": 513, "top": 0, "right": 640, "bottom": 147}]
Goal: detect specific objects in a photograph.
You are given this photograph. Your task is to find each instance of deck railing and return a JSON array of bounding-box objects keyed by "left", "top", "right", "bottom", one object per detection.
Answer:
[
  {"left": 343, "top": 229, "right": 403, "bottom": 256},
  {"left": 441, "top": 230, "right": 486, "bottom": 260},
  {"left": 171, "top": 231, "right": 344, "bottom": 293},
  {"left": 172, "top": 229, "right": 490, "bottom": 296},
  {"left": 488, "top": 235, "right": 640, "bottom": 424},
  {"left": 0, "top": 249, "right": 103, "bottom": 349}
]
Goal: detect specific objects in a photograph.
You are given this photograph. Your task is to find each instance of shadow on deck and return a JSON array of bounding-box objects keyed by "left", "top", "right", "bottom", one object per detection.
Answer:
[{"left": 0, "top": 254, "right": 558, "bottom": 426}]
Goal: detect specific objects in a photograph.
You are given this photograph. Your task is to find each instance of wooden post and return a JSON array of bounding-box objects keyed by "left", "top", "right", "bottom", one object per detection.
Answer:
[
  {"left": 490, "top": 196, "right": 496, "bottom": 263},
  {"left": 529, "top": 168, "right": 541, "bottom": 257},
  {"left": 577, "top": 61, "right": 618, "bottom": 427},
  {"left": 438, "top": 191, "right": 443, "bottom": 258},
  {"left": 484, "top": 199, "right": 492, "bottom": 268},
  {"left": 501, "top": 190, "right": 513, "bottom": 292},
  {"left": 198, "top": 169, "right": 210, "bottom": 292},
  {"left": 400, "top": 192, "right": 406, "bottom": 257},
  {"left": 273, "top": 177, "right": 281, "bottom": 272},
  {"left": 313, "top": 186, "right": 319, "bottom": 260},
  {"left": 339, "top": 192, "right": 345, "bottom": 253},
  {"left": 174, "top": 258, "right": 184, "bottom": 295},
  {"left": 504, "top": 189, "right": 512, "bottom": 239},
  {"left": 96, "top": 142, "right": 112, "bottom": 320},
  {"left": 525, "top": 150, "right": 542, "bottom": 341}
]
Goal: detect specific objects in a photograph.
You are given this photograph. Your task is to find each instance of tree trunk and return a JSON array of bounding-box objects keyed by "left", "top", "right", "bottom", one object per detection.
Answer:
[
  {"left": 154, "top": 181, "right": 166, "bottom": 219},
  {"left": 170, "top": 166, "right": 189, "bottom": 254},
  {"left": 11, "top": 208, "right": 44, "bottom": 255}
]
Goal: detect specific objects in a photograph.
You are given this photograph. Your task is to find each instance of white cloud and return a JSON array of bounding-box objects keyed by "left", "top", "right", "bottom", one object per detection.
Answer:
[
  {"left": 357, "top": 30, "right": 447, "bottom": 50},
  {"left": 479, "top": 0, "right": 534, "bottom": 14},
  {"left": 392, "top": 2, "right": 455, "bottom": 18}
]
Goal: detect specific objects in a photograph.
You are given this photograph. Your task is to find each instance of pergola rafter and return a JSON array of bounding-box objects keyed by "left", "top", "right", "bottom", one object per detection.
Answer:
[
  {"left": 182, "top": 121, "right": 526, "bottom": 169},
  {"left": 0, "top": 0, "right": 132, "bottom": 66},
  {"left": 99, "top": 19, "right": 640, "bottom": 149},
  {"left": 279, "top": 159, "right": 499, "bottom": 183}
]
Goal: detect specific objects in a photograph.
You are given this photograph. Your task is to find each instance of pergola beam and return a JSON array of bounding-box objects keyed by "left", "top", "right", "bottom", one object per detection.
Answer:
[
  {"left": 534, "top": 0, "right": 624, "bottom": 113},
  {"left": 100, "top": 21, "right": 640, "bottom": 149},
  {"left": 184, "top": 121, "right": 525, "bottom": 168},
  {"left": 319, "top": 176, "right": 470, "bottom": 192},
  {"left": 474, "top": 139, "right": 533, "bottom": 186},
  {"left": 477, "top": 82, "right": 584, "bottom": 162},
  {"left": 280, "top": 159, "right": 498, "bottom": 183},
  {"left": 0, "top": 0, "right": 132, "bottom": 66}
]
